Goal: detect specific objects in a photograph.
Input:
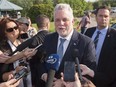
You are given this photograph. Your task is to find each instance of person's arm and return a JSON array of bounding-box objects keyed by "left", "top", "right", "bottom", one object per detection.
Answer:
[
  {"left": 0, "top": 51, "right": 10, "bottom": 63},
  {"left": 2, "top": 66, "right": 26, "bottom": 81},
  {"left": 80, "top": 63, "right": 116, "bottom": 86},
  {"left": 86, "top": 16, "right": 91, "bottom": 24},
  {"left": 5, "top": 48, "right": 37, "bottom": 64},
  {"left": 0, "top": 54, "right": 10, "bottom": 63},
  {"left": 82, "top": 39, "right": 96, "bottom": 71},
  {"left": 76, "top": 20, "right": 82, "bottom": 30},
  {"left": 0, "top": 79, "right": 20, "bottom": 87},
  {"left": 5, "top": 52, "right": 24, "bottom": 64},
  {"left": 80, "top": 64, "right": 94, "bottom": 77}
]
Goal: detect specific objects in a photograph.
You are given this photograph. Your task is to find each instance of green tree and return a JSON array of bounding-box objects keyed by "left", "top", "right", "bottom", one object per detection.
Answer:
[
  {"left": 28, "top": 3, "right": 53, "bottom": 23},
  {"left": 93, "top": 0, "right": 116, "bottom": 9},
  {"left": 9, "top": 0, "right": 33, "bottom": 16},
  {"left": 53, "top": 0, "right": 93, "bottom": 17},
  {"left": 9, "top": 0, "right": 93, "bottom": 18}
]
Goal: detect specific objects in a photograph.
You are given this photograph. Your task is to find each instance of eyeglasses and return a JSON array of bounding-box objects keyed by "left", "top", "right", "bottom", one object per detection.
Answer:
[{"left": 6, "top": 26, "right": 18, "bottom": 32}]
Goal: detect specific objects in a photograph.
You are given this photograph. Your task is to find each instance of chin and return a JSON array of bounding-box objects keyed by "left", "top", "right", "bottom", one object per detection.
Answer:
[{"left": 59, "top": 33, "right": 66, "bottom": 37}]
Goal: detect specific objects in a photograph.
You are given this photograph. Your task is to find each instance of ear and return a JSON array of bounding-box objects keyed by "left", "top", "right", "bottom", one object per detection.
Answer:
[{"left": 47, "top": 22, "right": 50, "bottom": 30}]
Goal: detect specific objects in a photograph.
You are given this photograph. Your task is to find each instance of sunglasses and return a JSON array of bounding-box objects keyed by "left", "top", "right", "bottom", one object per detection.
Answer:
[{"left": 6, "top": 26, "right": 18, "bottom": 32}]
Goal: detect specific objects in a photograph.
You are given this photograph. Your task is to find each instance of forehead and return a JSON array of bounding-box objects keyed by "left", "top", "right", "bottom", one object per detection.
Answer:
[
  {"left": 55, "top": 9, "right": 71, "bottom": 19},
  {"left": 6, "top": 21, "right": 16, "bottom": 28},
  {"left": 97, "top": 9, "right": 110, "bottom": 15}
]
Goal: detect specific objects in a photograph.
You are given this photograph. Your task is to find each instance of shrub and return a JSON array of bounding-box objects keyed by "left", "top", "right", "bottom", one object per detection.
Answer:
[{"left": 27, "top": 4, "right": 53, "bottom": 23}]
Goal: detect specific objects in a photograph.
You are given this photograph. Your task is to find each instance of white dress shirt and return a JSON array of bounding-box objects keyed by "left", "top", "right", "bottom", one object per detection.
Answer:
[{"left": 57, "top": 29, "right": 74, "bottom": 56}]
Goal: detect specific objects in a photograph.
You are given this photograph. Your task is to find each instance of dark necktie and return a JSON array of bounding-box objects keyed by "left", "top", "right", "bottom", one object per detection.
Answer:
[
  {"left": 94, "top": 31, "right": 101, "bottom": 48},
  {"left": 57, "top": 38, "right": 66, "bottom": 60}
]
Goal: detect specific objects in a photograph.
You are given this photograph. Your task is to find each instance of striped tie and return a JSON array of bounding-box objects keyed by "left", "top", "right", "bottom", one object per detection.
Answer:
[{"left": 94, "top": 31, "right": 101, "bottom": 49}]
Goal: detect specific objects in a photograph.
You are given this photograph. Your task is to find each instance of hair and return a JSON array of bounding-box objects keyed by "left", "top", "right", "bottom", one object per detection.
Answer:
[
  {"left": 0, "top": 17, "right": 19, "bottom": 41},
  {"left": 54, "top": 3, "right": 74, "bottom": 20},
  {"left": 95, "top": 5, "right": 111, "bottom": 15},
  {"left": 36, "top": 14, "right": 50, "bottom": 29}
]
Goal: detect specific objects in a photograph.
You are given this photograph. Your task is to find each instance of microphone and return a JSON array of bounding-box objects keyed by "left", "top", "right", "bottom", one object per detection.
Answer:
[
  {"left": 73, "top": 49, "right": 85, "bottom": 84},
  {"left": 9, "top": 30, "right": 48, "bottom": 56},
  {"left": 9, "top": 38, "right": 33, "bottom": 56},
  {"left": 45, "top": 54, "right": 60, "bottom": 87}
]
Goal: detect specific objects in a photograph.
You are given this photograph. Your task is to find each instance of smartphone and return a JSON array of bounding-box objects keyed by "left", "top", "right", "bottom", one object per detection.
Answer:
[
  {"left": 64, "top": 61, "right": 75, "bottom": 82},
  {"left": 20, "top": 33, "right": 29, "bottom": 39},
  {"left": 14, "top": 67, "right": 29, "bottom": 82}
]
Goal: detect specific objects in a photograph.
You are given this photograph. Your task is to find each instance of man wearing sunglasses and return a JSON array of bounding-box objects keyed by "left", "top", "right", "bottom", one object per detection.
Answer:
[{"left": 17, "top": 17, "right": 30, "bottom": 42}]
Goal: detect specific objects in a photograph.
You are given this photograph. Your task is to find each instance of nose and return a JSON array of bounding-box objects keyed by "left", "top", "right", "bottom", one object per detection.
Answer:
[{"left": 59, "top": 20, "right": 64, "bottom": 25}]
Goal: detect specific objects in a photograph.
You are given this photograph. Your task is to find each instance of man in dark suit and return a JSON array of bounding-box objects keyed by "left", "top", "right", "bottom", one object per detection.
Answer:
[
  {"left": 29, "top": 14, "right": 50, "bottom": 87},
  {"left": 80, "top": 6, "right": 116, "bottom": 87},
  {"left": 39, "top": 3, "right": 96, "bottom": 87}
]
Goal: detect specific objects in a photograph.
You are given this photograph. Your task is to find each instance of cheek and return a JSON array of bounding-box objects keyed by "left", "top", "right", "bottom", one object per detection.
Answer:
[
  {"left": 63, "top": 21, "right": 71, "bottom": 27},
  {"left": 96, "top": 17, "right": 101, "bottom": 23},
  {"left": 16, "top": 31, "right": 20, "bottom": 35},
  {"left": 106, "top": 18, "right": 110, "bottom": 22},
  {"left": 55, "top": 22, "right": 58, "bottom": 27},
  {"left": 6, "top": 33, "right": 11, "bottom": 38},
  {"left": 67, "top": 21, "right": 73, "bottom": 28},
  {"left": 96, "top": 17, "right": 101, "bottom": 20}
]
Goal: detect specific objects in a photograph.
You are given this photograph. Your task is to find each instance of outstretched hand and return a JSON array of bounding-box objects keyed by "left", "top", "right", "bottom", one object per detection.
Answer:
[{"left": 80, "top": 64, "right": 94, "bottom": 77}]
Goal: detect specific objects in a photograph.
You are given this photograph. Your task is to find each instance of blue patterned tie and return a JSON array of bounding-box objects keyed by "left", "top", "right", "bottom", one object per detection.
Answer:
[
  {"left": 57, "top": 38, "right": 66, "bottom": 60},
  {"left": 94, "top": 31, "right": 101, "bottom": 49}
]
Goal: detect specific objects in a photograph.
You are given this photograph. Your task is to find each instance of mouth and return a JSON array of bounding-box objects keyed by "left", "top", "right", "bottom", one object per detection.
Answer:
[
  {"left": 59, "top": 27, "right": 66, "bottom": 30},
  {"left": 59, "top": 27, "right": 64, "bottom": 29}
]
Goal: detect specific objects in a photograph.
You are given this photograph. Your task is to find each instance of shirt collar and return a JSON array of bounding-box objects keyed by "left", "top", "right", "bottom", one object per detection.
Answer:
[{"left": 96, "top": 26, "right": 108, "bottom": 35}]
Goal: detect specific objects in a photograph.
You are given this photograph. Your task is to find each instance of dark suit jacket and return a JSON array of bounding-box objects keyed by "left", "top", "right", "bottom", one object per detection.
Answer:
[
  {"left": 28, "top": 30, "right": 49, "bottom": 86},
  {"left": 38, "top": 29, "right": 96, "bottom": 87},
  {"left": 85, "top": 27, "right": 116, "bottom": 87}
]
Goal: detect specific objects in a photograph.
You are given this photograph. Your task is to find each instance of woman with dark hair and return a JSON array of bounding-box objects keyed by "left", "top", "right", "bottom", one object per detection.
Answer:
[
  {"left": 0, "top": 17, "right": 19, "bottom": 42},
  {"left": 0, "top": 18, "right": 36, "bottom": 87}
]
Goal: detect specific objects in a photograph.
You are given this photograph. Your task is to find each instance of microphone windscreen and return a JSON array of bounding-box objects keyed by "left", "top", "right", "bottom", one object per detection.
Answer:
[
  {"left": 45, "top": 54, "right": 60, "bottom": 71},
  {"left": 16, "top": 38, "right": 32, "bottom": 51}
]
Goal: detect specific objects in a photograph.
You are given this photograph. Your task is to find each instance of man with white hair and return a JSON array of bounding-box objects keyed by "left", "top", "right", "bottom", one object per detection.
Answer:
[{"left": 39, "top": 3, "right": 96, "bottom": 87}]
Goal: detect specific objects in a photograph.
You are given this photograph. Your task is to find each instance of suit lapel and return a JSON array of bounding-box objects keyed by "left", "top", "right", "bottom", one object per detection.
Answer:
[
  {"left": 85, "top": 27, "right": 96, "bottom": 38},
  {"left": 63, "top": 30, "right": 79, "bottom": 60},
  {"left": 97, "top": 28, "right": 112, "bottom": 68},
  {"left": 52, "top": 33, "right": 59, "bottom": 53},
  {"left": 58, "top": 30, "right": 80, "bottom": 72}
]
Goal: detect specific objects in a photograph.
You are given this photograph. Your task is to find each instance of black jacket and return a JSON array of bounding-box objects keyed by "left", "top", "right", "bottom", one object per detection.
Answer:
[{"left": 85, "top": 27, "right": 116, "bottom": 87}]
